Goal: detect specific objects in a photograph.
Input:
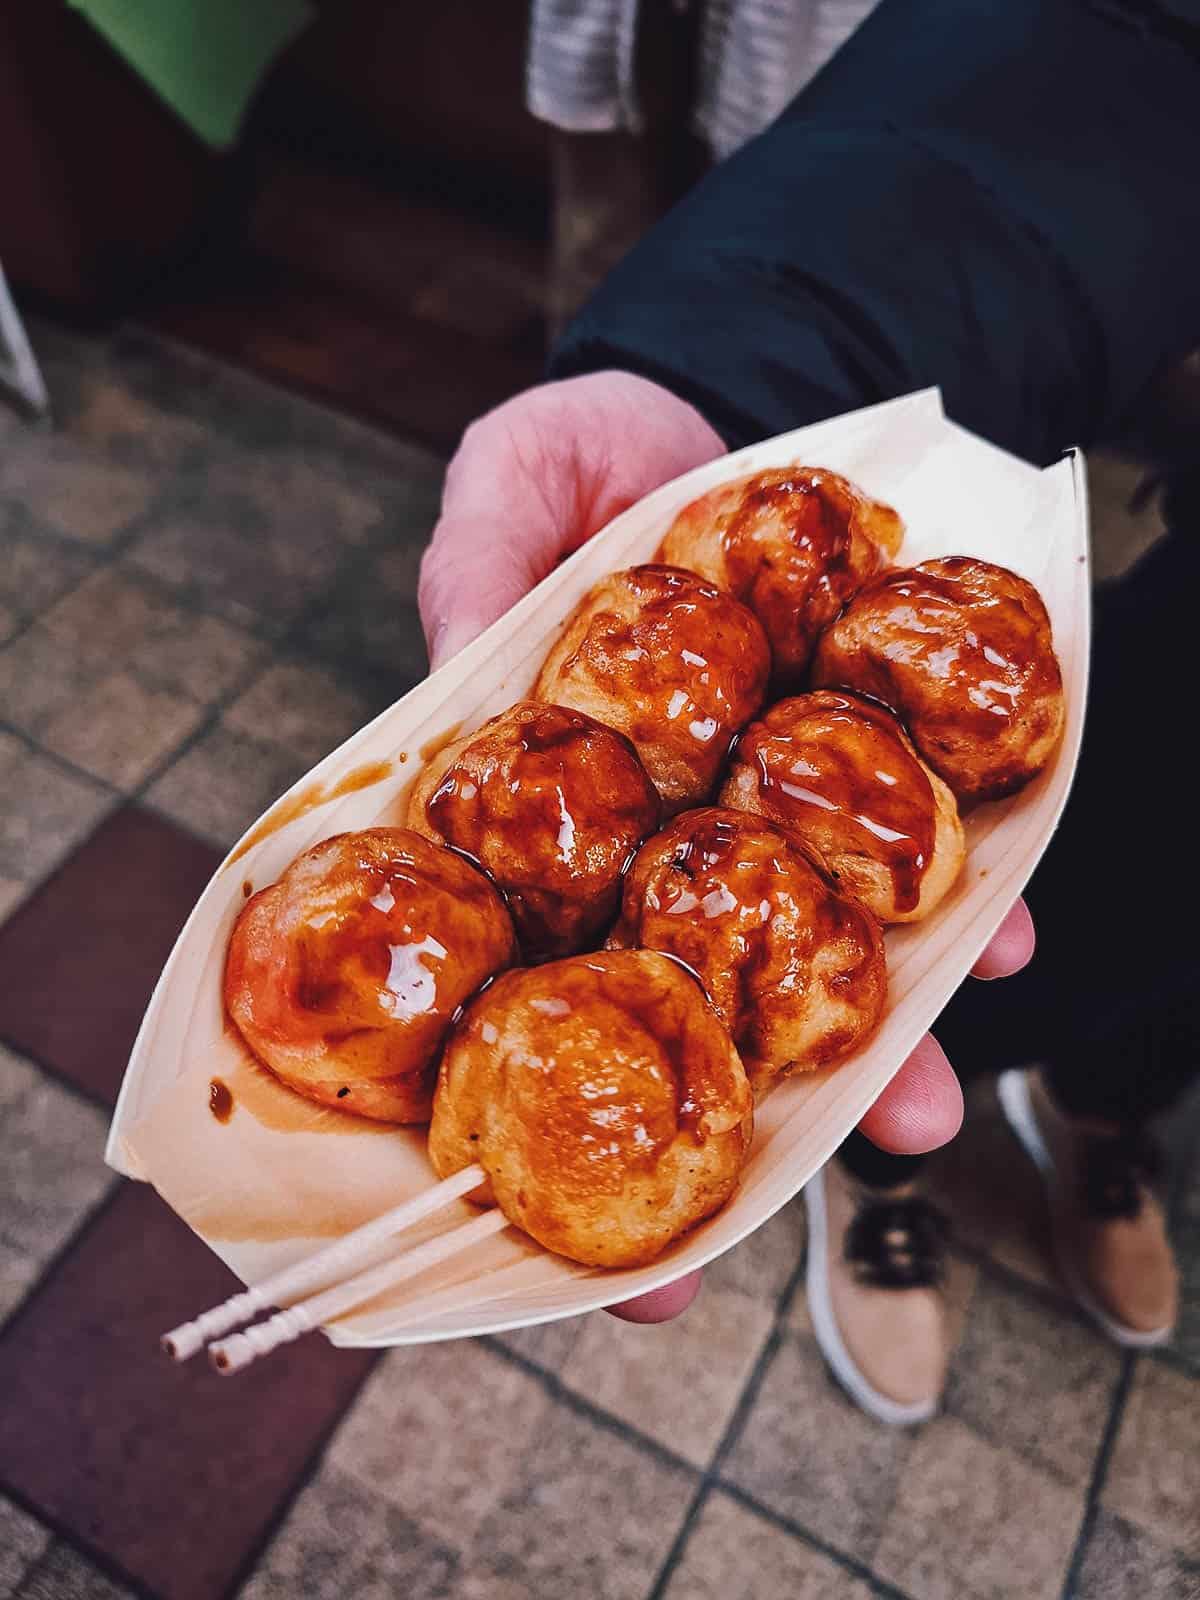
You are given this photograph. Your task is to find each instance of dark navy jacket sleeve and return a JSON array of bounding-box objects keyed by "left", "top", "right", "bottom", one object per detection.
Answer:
[{"left": 549, "top": 0, "right": 1200, "bottom": 464}]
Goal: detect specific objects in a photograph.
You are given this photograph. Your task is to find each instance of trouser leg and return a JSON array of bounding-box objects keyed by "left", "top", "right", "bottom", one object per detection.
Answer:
[
  {"left": 840, "top": 480, "right": 1200, "bottom": 1185},
  {"left": 936, "top": 509, "right": 1200, "bottom": 1124}
]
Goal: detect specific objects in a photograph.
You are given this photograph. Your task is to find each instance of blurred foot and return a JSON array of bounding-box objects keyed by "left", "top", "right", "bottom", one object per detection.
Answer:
[
  {"left": 805, "top": 1159, "right": 950, "bottom": 1425},
  {"left": 998, "top": 1067, "right": 1177, "bottom": 1346}
]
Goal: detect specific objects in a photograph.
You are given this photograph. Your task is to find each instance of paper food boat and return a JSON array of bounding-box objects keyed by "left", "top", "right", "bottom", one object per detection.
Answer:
[{"left": 107, "top": 388, "right": 1090, "bottom": 1348}]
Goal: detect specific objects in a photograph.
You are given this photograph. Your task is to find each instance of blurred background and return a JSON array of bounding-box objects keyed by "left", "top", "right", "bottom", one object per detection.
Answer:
[{"left": 1, "top": 5, "right": 1198, "bottom": 1600}]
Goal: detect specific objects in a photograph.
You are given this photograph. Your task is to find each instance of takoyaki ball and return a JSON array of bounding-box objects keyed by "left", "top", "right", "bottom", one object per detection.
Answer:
[
  {"left": 660, "top": 466, "right": 903, "bottom": 683},
  {"left": 533, "top": 564, "right": 771, "bottom": 813},
  {"left": 428, "top": 950, "right": 753, "bottom": 1267},
  {"left": 406, "top": 702, "right": 660, "bottom": 960},
  {"left": 720, "top": 691, "right": 965, "bottom": 922},
  {"left": 812, "top": 557, "right": 1065, "bottom": 806},
  {"left": 225, "top": 828, "right": 516, "bottom": 1123},
  {"left": 607, "top": 808, "right": 886, "bottom": 1094}
]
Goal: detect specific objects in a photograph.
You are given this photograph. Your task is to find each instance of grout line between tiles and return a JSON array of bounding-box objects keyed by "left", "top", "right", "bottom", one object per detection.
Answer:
[
  {"left": 3, "top": 458, "right": 438, "bottom": 765},
  {"left": 0, "top": 1032, "right": 117, "bottom": 1115},
  {"left": 644, "top": 1231, "right": 927, "bottom": 1600},
  {"left": 121, "top": 655, "right": 279, "bottom": 811},
  {"left": 493, "top": 1295, "right": 929, "bottom": 1600},
  {"left": 0, "top": 1509, "right": 160, "bottom": 1600},
  {"left": 0, "top": 574, "right": 101, "bottom": 661},
  {"left": 0, "top": 486, "right": 188, "bottom": 662},
  {"left": 713, "top": 1480, "right": 919, "bottom": 1600},
  {"left": 116, "top": 513, "right": 429, "bottom": 821},
  {"left": 1057, "top": 1351, "right": 1138, "bottom": 1600},
  {"left": 0, "top": 718, "right": 122, "bottom": 798},
  {"left": 10, "top": 1532, "right": 162, "bottom": 1600},
  {"left": 480, "top": 1336, "right": 703, "bottom": 1483},
  {"left": 1148, "top": 1343, "right": 1200, "bottom": 1382},
  {"left": 638, "top": 1240, "right": 914, "bottom": 1600},
  {"left": 951, "top": 1236, "right": 1087, "bottom": 1324},
  {"left": 0, "top": 1180, "right": 125, "bottom": 1344},
  {"left": 3, "top": 431, "right": 440, "bottom": 808},
  {"left": 217, "top": 1349, "right": 384, "bottom": 1600},
  {"left": 643, "top": 1266, "right": 803, "bottom": 1600},
  {"left": 642, "top": 1486, "right": 711, "bottom": 1599}
]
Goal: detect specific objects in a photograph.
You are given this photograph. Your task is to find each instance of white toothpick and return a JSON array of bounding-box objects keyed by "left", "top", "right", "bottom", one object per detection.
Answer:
[
  {"left": 208, "top": 1207, "right": 509, "bottom": 1374},
  {"left": 161, "top": 1164, "right": 485, "bottom": 1360}
]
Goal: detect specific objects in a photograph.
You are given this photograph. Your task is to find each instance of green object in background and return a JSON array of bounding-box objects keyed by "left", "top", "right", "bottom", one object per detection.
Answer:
[{"left": 67, "top": 0, "right": 314, "bottom": 150}]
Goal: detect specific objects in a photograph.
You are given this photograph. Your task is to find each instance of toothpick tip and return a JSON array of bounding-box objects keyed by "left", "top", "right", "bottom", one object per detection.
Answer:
[{"left": 160, "top": 1324, "right": 203, "bottom": 1362}]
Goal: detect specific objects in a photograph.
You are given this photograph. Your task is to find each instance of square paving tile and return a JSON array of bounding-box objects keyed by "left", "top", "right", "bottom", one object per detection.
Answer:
[
  {"left": 945, "top": 1272, "right": 1120, "bottom": 1487},
  {"left": 27, "top": 320, "right": 224, "bottom": 464},
  {"left": 1074, "top": 1509, "right": 1200, "bottom": 1600},
  {"left": 707, "top": 1196, "right": 806, "bottom": 1306},
  {"left": 0, "top": 1181, "right": 376, "bottom": 1600},
  {"left": 224, "top": 659, "right": 381, "bottom": 769},
  {"left": 38, "top": 566, "right": 265, "bottom": 707},
  {"left": 180, "top": 449, "right": 388, "bottom": 550},
  {"left": 239, "top": 1465, "right": 458, "bottom": 1600},
  {"left": 325, "top": 1342, "right": 552, "bottom": 1554},
  {"left": 492, "top": 1305, "right": 592, "bottom": 1369},
  {"left": 558, "top": 1280, "right": 776, "bottom": 1468},
  {"left": 146, "top": 724, "right": 308, "bottom": 851},
  {"left": 472, "top": 1398, "right": 696, "bottom": 1600},
  {"left": 133, "top": 612, "right": 266, "bottom": 705},
  {"left": 720, "top": 1327, "right": 914, "bottom": 1564},
  {"left": 0, "top": 522, "right": 92, "bottom": 632},
  {"left": 496, "top": 1221, "right": 800, "bottom": 1383},
  {"left": 0, "top": 434, "right": 154, "bottom": 546},
  {"left": 41, "top": 670, "right": 206, "bottom": 790},
  {"left": 126, "top": 496, "right": 349, "bottom": 638},
  {"left": 0, "top": 624, "right": 96, "bottom": 735},
  {"left": 663, "top": 1490, "right": 874, "bottom": 1600},
  {"left": 14, "top": 1542, "right": 138, "bottom": 1600},
  {"left": 494, "top": 1314, "right": 590, "bottom": 1374},
  {"left": 0, "top": 1494, "right": 50, "bottom": 1594},
  {"left": 48, "top": 357, "right": 209, "bottom": 474},
  {"left": 296, "top": 543, "right": 428, "bottom": 686},
  {"left": 871, "top": 1415, "right": 1084, "bottom": 1600},
  {"left": 0, "top": 732, "right": 112, "bottom": 890},
  {"left": 1101, "top": 1361, "right": 1200, "bottom": 1559},
  {"left": 36, "top": 566, "right": 193, "bottom": 676},
  {"left": 0, "top": 1046, "right": 114, "bottom": 1320},
  {"left": 0, "top": 805, "right": 219, "bottom": 1103}
]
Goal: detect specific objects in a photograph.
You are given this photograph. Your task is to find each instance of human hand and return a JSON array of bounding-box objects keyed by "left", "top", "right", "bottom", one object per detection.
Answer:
[{"left": 418, "top": 370, "right": 1035, "bottom": 1322}]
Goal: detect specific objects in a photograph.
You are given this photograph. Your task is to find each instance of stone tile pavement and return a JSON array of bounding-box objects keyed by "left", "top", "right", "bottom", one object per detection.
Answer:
[{"left": 0, "top": 323, "right": 1197, "bottom": 1600}]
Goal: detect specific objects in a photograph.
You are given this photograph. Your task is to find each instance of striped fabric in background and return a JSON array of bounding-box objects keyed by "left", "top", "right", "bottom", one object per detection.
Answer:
[{"left": 527, "top": 0, "right": 882, "bottom": 158}]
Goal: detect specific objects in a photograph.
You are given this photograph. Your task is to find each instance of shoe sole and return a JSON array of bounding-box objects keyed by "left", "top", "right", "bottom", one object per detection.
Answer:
[
  {"left": 996, "top": 1069, "right": 1173, "bottom": 1350},
  {"left": 803, "top": 1165, "right": 939, "bottom": 1427}
]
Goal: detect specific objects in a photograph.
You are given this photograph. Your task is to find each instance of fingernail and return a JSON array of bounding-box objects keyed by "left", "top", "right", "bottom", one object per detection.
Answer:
[{"left": 427, "top": 617, "right": 449, "bottom": 670}]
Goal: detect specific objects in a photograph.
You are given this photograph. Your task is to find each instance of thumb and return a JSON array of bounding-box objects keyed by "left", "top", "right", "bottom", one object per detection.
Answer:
[{"left": 418, "top": 511, "right": 563, "bottom": 671}]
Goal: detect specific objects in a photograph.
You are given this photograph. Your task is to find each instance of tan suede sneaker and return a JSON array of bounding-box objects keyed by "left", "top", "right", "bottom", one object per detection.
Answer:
[
  {"left": 997, "top": 1067, "right": 1178, "bottom": 1347},
  {"left": 805, "top": 1158, "right": 951, "bottom": 1425}
]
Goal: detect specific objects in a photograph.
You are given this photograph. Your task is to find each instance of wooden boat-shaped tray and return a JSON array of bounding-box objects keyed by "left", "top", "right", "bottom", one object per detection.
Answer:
[{"left": 106, "top": 388, "right": 1090, "bottom": 1348}]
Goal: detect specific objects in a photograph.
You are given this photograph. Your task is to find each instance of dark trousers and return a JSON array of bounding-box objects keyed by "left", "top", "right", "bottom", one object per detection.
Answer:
[{"left": 841, "top": 480, "right": 1200, "bottom": 1190}]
